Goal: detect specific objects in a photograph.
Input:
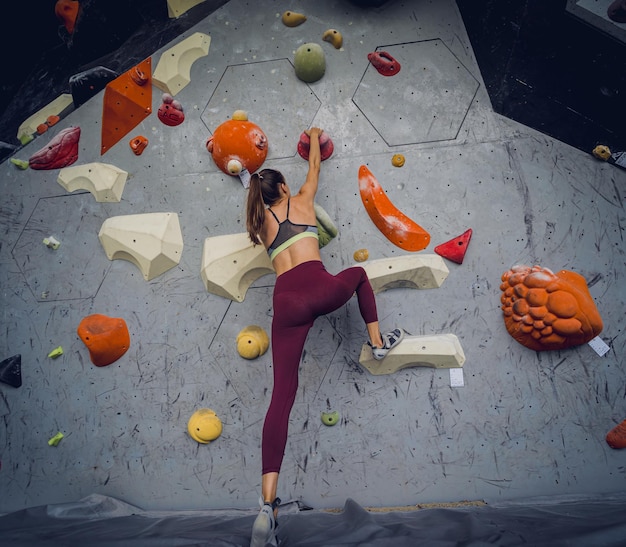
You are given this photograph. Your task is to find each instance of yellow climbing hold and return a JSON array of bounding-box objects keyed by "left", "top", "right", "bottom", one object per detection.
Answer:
[
  {"left": 322, "top": 29, "right": 343, "bottom": 49},
  {"left": 592, "top": 145, "right": 611, "bottom": 161},
  {"left": 353, "top": 248, "right": 369, "bottom": 262},
  {"left": 232, "top": 109, "right": 248, "bottom": 121},
  {"left": 237, "top": 325, "right": 270, "bottom": 359},
  {"left": 282, "top": 10, "right": 307, "bottom": 27},
  {"left": 391, "top": 154, "right": 405, "bottom": 167},
  {"left": 187, "top": 408, "right": 223, "bottom": 444}
]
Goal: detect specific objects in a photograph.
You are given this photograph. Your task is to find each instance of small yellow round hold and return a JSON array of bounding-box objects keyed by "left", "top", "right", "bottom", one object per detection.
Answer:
[
  {"left": 391, "top": 154, "right": 405, "bottom": 167},
  {"left": 187, "top": 408, "right": 223, "bottom": 444},
  {"left": 322, "top": 29, "right": 343, "bottom": 49},
  {"left": 237, "top": 325, "right": 270, "bottom": 359},
  {"left": 353, "top": 248, "right": 369, "bottom": 262},
  {"left": 592, "top": 144, "right": 611, "bottom": 161},
  {"left": 282, "top": 10, "right": 307, "bottom": 27},
  {"left": 232, "top": 110, "right": 248, "bottom": 121}
]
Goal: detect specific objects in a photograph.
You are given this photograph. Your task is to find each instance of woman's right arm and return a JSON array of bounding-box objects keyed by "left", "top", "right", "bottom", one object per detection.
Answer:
[{"left": 298, "top": 127, "right": 322, "bottom": 201}]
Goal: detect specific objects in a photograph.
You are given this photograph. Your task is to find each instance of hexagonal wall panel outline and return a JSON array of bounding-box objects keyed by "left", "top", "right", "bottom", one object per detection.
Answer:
[
  {"left": 201, "top": 59, "right": 321, "bottom": 160},
  {"left": 11, "top": 194, "right": 112, "bottom": 302},
  {"left": 352, "top": 40, "right": 480, "bottom": 146}
]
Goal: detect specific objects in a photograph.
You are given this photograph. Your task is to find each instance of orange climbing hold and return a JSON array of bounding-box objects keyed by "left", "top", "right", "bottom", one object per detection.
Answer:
[
  {"left": 606, "top": 420, "right": 626, "bottom": 449},
  {"left": 206, "top": 112, "right": 268, "bottom": 176},
  {"left": 55, "top": 0, "right": 80, "bottom": 34},
  {"left": 129, "top": 135, "right": 148, "bottom": 155},
  {"left": 500, "top": 265, "right": 603, "bottom": 351},
  {"left": 358, "top": 165, "right": 430, "bottom": 252},
  {"left": 77, "top": 314, "right": 130, "bottom": 367},
  {"left": 101, "top": 57, "right": 152, "bottom": 155}
]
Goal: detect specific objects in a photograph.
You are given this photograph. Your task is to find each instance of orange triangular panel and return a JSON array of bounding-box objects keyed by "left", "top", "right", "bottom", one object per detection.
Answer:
[
  {"left": 434, "top": 228, "right": 473, "bottom": 264},
  {"left": 101, "top": 57, "right": 152, "bottom": 155}
]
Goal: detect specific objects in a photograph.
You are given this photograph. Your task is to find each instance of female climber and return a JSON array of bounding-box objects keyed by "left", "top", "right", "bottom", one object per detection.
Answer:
[{"left": 246, "top": 126, "right": 404, "bottom": 547}]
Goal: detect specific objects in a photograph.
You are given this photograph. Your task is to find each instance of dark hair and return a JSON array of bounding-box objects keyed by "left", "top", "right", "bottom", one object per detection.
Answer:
[{"left": 246, "top": 169, "right": 286, "bottom": 244}]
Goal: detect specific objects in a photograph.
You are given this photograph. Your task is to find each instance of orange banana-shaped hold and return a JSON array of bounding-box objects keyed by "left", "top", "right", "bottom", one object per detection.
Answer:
[{"left": 358, "top": 165, "right": 430, "bottom": 251}]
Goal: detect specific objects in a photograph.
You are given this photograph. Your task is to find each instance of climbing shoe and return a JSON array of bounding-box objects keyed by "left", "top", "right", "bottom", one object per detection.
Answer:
[
  {"left": 369, "top": 328, "right": 404, "bottom": 360},
  {"left": 251, "top": 496, "right": 281, "bottom": 547}
]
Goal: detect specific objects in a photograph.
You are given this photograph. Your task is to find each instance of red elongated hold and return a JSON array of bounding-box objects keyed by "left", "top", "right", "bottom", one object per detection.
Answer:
[
  {"left": 434, "top": 228, "right": 473, "bottom": 264},
  {"left": 358, "top": 165, "right": 430, "bottom": 252},
  {"left": 29, "top": 126, "right": 81, "bottom": 170},
  {"left": 367, "top": 51, "right": 401, "bottom": 76}
]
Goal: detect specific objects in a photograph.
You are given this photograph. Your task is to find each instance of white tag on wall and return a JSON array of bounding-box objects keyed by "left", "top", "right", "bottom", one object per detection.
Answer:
[
  {"left": 588, "top": 336, "right": 610, "bottom": 356},
  {"left": 449, "top": 368, "right": 464, "bottom": 387},
  {"left": 239, "top": 169, "right": 251, "bottom": 188}
]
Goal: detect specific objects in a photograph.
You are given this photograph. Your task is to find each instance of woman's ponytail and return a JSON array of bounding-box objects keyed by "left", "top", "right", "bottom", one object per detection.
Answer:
[
  {"left": 245, "top": 169, "right": 285, "bottom": 245},
  {"left": 246, "top": 173, "right": 265, "bottom": 244}
]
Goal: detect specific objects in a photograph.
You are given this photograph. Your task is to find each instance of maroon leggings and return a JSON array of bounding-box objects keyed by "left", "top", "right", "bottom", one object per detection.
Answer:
[{"left": 262, "top": 260, "right": 378, "bottom": 475}]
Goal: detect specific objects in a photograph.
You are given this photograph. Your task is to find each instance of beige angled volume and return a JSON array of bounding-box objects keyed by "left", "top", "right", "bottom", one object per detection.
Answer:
[
  {"left": 167, "top": 0, "right": 206, "bottom": 18},
  {"left": 360, "top": 254, "right": 449, "bottom": 293},
  {"left": 17, "top": 94, "right": 73, "bottom": 142},
  {"left": 359, "top": 334, "right": 465, "bottom": 375},
  {"left": 201, "top": 233, "right": 274, "bottom": 302},
  {"left": 152, "top": 32, "right": 211, "bottom": 95},
  {"left": 99, "top": 212, "right": 183, "bottom": 280},
  {"left": 57, "top": 162, "right": 128, "bottom": 202}
]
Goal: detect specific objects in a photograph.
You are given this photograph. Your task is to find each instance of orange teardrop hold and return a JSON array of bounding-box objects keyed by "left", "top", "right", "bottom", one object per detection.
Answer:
[
  {"left": 77, "top": 314, "right": 130, "bottom": 367},
  {"left": 55, "top": 0, "right": 80, "bottom": 34}
]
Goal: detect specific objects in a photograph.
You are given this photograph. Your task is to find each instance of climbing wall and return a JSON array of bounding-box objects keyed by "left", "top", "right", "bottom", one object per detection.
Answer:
[{"left": 0, "top": 0, "right": 625, "bottom": 517}]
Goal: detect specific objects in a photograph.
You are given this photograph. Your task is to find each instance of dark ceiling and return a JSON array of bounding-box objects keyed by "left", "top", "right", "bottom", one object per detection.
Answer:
[{"left": 1, "top": 0, "right": 625, "bottom": 165}]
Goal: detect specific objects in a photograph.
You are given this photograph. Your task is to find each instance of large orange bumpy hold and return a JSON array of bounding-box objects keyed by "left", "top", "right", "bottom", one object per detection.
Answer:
[{"left": 500, "top": 265, "right": 603, "bottom": 351}]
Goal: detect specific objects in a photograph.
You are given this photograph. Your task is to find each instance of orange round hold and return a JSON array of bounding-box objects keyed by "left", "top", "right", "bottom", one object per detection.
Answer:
[
  {"left": 207, "top": 118, "right": 268, "bottom": 176},
  {"left": 77, "top": 313, "right": 130, "bottom": 367}
]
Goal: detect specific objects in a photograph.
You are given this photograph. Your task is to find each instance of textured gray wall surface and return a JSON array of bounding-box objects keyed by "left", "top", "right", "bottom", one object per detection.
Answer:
[{"left": 1, "top": 0, "right": 624, "bottom": 514}]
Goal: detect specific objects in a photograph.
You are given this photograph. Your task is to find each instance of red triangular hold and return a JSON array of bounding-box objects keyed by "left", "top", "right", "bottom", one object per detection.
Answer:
[{"left": 435, "top": 228, "right": 473, "bottom": 264}]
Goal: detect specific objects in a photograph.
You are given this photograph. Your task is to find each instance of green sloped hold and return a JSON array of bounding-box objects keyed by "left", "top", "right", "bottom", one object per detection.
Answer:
[
  {"left": 315, "top": 202, "right": 338, "bottom": 248},
  {"left": 294, "top": 43, "right": 326, "bottom": 83},
  {"left": 0, "top": 354, "right": 22, "bottom": 388}
]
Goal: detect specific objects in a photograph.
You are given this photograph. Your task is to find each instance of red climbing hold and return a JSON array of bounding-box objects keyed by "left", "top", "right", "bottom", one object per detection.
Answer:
[
  {"left": 157, "top": 94, "right": 185, "bottom": 127},
  {"left": 29, "top": 126, "right": 81, "bottom": 170},
  {"left": 434, "top": 229, "right": 473, "bottom": 264},
  {"left": 297, "top": 131, "right": 334, "bottom": 161},
  {"left": 367, "top": 51, "right": 401, "bottom": 76}
]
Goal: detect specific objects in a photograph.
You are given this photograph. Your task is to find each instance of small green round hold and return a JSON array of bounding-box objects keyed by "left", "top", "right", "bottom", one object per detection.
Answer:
[
  {"left": 294, "top": 43, "right": 326, "bottom": 83},
  {"left": 321, "top": 410, "right": 339, "bottom": 426}
]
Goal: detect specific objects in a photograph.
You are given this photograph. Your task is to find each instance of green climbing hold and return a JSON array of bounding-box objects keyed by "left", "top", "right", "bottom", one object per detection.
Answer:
[
  {"left": 314, "top": 203, "right": 338, "bottom": 248},
  {"left": 294, "top": 43, "right": 326, "bottom": 83},
  {"left": 10, "top": 158, "right": 29, "bottom": 170}
]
